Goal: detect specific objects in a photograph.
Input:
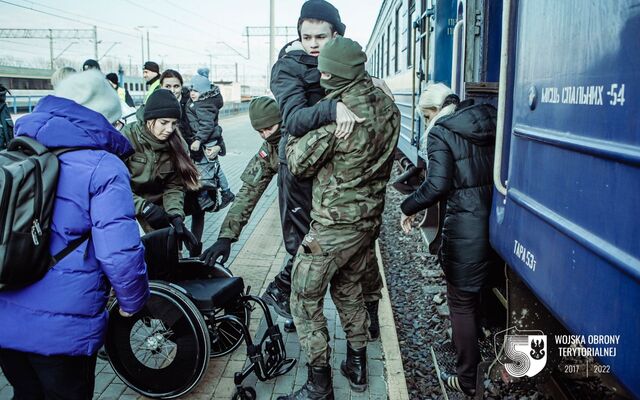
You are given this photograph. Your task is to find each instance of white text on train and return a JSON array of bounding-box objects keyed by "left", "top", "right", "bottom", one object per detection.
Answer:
[
  {"left": 513, "top": 239, "right": 537, "bottom": 271},
  {"left": 540, "top": 84, "right": 626, "bottom": 106}
]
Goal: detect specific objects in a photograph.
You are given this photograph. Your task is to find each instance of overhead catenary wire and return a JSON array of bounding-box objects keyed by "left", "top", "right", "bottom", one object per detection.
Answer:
[{"left": 1, "top": 0, "right": 225, "bottom": 58}]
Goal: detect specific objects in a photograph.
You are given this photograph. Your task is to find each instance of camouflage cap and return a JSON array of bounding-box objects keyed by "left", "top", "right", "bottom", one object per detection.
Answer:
[
  {"left": 317, "top": 36, "right": 367, "bottom": 79},
  {"left": 249, "top": 97, "right": 281, "bottom": 130}
]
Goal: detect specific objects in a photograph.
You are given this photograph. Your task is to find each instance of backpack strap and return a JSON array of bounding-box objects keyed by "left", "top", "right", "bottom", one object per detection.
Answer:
[{"left": 51, "top": 231, "right": 91, "bottom": 266}]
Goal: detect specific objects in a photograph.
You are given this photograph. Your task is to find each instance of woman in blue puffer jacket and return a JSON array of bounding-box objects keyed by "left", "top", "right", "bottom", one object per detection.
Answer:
[{"left": 0, "top": 70, "right": 149, "bottom": 398}]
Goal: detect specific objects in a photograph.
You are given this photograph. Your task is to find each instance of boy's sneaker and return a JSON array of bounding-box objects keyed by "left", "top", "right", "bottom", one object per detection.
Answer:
[{"left": 218, "top": 189, "right": 235, "bottom": 210}]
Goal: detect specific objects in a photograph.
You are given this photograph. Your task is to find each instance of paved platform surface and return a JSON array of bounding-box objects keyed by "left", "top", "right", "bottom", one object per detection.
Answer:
[{"left": 0, "top": 113, "right": 408, "bottom": 400}]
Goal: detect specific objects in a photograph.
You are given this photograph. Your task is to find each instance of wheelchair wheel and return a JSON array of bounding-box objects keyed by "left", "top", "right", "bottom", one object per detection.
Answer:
[
  {"left": 233, "top": 386, "right": 256, "bottom": 400},
  {"left": 207, "top": 297, "right": 251, "bottom": 357},
  {"left": 106, "top": 282, "right": 210, "bottom": 399},
  {"left": 203, "top": 263, "right": 251, "bottom": 358}
]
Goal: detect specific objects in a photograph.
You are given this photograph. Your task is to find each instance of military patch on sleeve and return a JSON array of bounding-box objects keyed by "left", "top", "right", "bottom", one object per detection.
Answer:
[{"left": 258, "top": 150, "right": 268, "bottom": 159}]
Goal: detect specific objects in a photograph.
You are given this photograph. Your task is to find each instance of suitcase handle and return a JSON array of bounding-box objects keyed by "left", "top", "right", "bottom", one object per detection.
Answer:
[{"left": 7, "top": 137, "right": 49, "bottom": 156}]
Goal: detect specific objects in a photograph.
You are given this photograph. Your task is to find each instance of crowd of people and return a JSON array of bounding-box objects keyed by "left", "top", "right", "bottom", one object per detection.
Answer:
[{"left": 0, "top": 0, "right": 498, "bottom": 399}]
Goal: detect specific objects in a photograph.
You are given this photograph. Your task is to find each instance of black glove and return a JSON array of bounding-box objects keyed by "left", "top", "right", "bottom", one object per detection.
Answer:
[
  {"left": 142, "top": 202, "right": 171, "bottom": 229},
  {"left": 200, "top": 238, "right": 232, "bottom": 266},
  {"left": 170, "top": 215, "right": 200, "bottom": 253}
]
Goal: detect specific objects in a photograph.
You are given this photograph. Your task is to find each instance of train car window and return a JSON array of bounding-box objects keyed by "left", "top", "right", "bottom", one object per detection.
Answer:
[
  {"left": 395, "top": 6, "right": 401, "bottom": 72},
  {"left": 407, "top": 0, "right": 416, "bottom": 67},
  {"left": 381, "top": 34, "right": 385, "bottom": 78},
  {"left": 379, "top": 41, "right": 383, "bottom": 77},
  {"left": 386, "top": 24, "right": 391, "bottom": 76}
]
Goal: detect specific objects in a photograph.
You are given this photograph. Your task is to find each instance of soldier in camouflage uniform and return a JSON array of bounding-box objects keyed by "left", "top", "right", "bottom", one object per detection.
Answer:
[
  {"left": 277, "top": 37, "right": 400, "bottom": 400},
  {"left": 200, "top": 97, "right": 281, "bottom": 247}
]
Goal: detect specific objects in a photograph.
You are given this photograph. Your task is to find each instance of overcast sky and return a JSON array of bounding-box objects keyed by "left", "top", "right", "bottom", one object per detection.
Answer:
[{"left": 0, "top": 0, "right": 383, "bottom": 85}]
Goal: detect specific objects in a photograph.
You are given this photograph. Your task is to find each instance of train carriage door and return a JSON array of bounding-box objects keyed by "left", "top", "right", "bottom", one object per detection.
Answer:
[{"left": 432, "top": 0, "right": 457, "bottom": 87}]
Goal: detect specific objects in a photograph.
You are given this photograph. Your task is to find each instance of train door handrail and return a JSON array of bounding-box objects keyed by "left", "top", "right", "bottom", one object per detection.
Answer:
[
  {"left": 493, "top": 0, "right": 512, "bottom": 196},
  {"left": 450, "top": 19, "right": 464, "bottom": 94}
]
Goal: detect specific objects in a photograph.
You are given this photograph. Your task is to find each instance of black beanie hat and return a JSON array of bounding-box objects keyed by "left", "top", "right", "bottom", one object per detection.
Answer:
[
  {"left": 105, "top": 73, "right": 119, "bottom": 86},
  {"left": 144, "top": 89, "right": 182, "bottom": 121},
  {"left": 143, "top": 61, "right": 160, "bottom": 74},
  {"left": 298, "top": 0, "right": 346, "bottom": 36},
  {"left": 82, "top": 59, "right": 101, "bottom": 71}
]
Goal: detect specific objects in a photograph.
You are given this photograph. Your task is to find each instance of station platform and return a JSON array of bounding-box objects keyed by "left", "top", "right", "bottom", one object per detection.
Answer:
[{"left": 0, "top": 113, "right": 410, "bottom": 400}]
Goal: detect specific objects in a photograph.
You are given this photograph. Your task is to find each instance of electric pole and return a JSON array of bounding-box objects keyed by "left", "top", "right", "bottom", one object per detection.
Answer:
[
  {"left": 269, "top": 0, "right": 275, "bottom": 69},
  {"left": 93, "top": 26, "right": 98, "bottom": 59}
]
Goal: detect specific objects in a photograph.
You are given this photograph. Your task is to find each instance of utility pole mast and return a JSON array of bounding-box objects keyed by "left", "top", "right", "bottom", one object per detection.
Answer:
[
  {"left": 93, "top": 26, "right": 98, "bottom": 59},
  {"left": 269, "top": 0, "right": 275, "bottom": 69},
  {"left": 49, "top": 29, "right": 54, "bottom": 70}
]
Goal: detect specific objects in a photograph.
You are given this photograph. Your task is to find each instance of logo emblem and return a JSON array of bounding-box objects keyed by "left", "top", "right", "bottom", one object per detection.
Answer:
[
  {"left": 291, "top": 207, "right": 302, "bottom": 213},
  {"left": 495, "top": 328, "right": 547, "bottom": 378}
]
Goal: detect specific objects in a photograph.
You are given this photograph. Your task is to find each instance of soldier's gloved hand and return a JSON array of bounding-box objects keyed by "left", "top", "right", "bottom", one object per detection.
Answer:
[
  {"left": 142, "top": 202, "right": 171, "bottom": 229},
  {"left": 170, "top": 215, "right": 200, "bottom": 252},
  {"left": 200, "top": 238, "right": 232, "bottom": 266}
]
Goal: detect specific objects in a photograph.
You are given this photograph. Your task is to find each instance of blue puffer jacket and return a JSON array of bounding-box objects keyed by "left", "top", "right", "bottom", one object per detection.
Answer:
[{"left": 0, "top": 96, "right": 149, "bottom": 356}]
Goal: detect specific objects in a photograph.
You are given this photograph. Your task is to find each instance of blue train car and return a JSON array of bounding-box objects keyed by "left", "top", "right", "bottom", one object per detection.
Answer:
[
  {"left": 367, "top": 0, "right": 639, "bottom": 396},
  {"left": 490, "top": 0, "right": 640, "bottom": 395}
]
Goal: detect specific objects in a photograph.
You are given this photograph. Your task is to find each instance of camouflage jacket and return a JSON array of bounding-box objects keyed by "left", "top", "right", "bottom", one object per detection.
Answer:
[
  {"left": 286, "top": 76, "right": 400, "bottom": 231},
  {"left": 218, "top": 139, "right": 279, "bottom": 241},
  {"left": 122, "top": 121, "right": 187, "bottom": 218}
]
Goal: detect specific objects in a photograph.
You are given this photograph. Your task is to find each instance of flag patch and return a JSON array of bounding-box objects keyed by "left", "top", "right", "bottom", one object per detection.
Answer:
[{"left": 258, "top": 150, "right": 268, "bottom": 159}]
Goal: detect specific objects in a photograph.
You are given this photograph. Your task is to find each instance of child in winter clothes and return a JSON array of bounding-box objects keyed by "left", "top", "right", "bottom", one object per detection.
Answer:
[{"left": 186, "top": 74, "right": 235, "bottom": 210}]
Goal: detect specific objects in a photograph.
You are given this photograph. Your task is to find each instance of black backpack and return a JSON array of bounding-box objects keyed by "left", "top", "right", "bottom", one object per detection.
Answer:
[{"left": 0, "top": 137, "right": 90, "bottom": 290}]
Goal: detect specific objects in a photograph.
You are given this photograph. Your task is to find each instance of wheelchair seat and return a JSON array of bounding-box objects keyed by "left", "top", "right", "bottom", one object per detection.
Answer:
[{"left": 175, "top": 277, "right": 244, "bottom": 310}]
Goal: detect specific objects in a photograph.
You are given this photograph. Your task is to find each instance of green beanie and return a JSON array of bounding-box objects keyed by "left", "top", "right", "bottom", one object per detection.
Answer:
[
  {"left": 249, "top": 97, "right": 281, "bottom": 130},
  {"left": 317, "top": 36, "right": 367, "bottom": 79}
]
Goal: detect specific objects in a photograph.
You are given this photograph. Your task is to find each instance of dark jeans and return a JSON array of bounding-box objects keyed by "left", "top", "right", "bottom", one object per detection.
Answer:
[
  {"left": 446, "top": 283, "right": 481, "bottom": 391},
  {"left": 0, "top": 349, "right": 97, "bottom": 400},
  {"left": 276, "top": 163, "right": 313, "bottom": 293}
]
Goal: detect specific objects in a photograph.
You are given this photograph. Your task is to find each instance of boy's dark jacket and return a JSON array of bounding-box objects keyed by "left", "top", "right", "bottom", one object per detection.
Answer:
[{"left": 185, "top": 87, "right": 225, "bottom": 161}]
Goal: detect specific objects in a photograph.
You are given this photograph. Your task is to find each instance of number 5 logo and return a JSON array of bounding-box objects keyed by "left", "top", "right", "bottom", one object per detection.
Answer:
[{"left": 495, "top": 328, "right": 547, "bottom": 378}]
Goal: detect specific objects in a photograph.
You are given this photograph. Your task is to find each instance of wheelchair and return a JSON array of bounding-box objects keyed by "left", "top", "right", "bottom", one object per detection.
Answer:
[{"left": 105, "top": 228, "right": 296, "bottom": 399}]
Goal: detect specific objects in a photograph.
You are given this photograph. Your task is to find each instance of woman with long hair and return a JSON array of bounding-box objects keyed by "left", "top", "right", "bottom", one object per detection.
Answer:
[
  {"left": 159, "top": 70, "right": 206, "bottom": 251},
  {"left": 400, "top": 82, "right": 500, "bottom": 396},
  {"left": 121, "top": 88, "right": 199, "bottom": 250}
]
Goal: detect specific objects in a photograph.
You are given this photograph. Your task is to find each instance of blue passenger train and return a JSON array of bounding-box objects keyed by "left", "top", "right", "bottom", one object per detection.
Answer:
[{"left": 366, "top": 0, "right": 639, "bottom": 397}]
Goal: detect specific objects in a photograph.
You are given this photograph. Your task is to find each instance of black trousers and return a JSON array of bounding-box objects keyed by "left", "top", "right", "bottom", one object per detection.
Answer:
[
  {"left": 446, "top": 283, "right": 481, "bottom": 391},
  {"left": 276, "top": 163, "right": 313, "bottom": 292},
  {"left": 0, "top": 349, "right": 97, "bottom": 400}
]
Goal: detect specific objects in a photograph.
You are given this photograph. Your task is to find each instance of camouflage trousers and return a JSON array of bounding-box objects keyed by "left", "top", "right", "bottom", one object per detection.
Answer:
[{"left": 290, "top": 222, "right": 377, "bottom": 367}]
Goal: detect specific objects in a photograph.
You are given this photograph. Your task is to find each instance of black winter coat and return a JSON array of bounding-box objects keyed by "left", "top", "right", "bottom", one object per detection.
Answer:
[
  {"left": 401, "top": 103, "right": 500, "bottom": 292},
  {"left": 270, "top": 40, "right": 337, "bottom": 164}
]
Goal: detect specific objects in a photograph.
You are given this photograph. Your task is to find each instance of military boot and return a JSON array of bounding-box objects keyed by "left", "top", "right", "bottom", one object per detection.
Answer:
[
  {"left": 366, "top": 300, "right": 380, "bottom": 340},
  {"left": 277, "top": 365, "right": 334, "bottom": 400},
  {"left": 262, "top": 280, "right": 293, "bottom": 319},
  {"left": 340, "top": 343, "right": 367, "bottom": 392}
]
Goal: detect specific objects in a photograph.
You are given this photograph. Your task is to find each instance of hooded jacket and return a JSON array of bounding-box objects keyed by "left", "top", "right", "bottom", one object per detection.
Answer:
[
  {"left": 0, "top": 96, "right": 149, "bottom": 356},
  {"left": 185, "top": 87, "right": 225, "bottom": 161},
  {"left": 401, "top": 103, "right": 500, "bottom": 292},
  {"left": 122, "top": 121, "right": 187, "bottom": 219},
  {"left": 271, "top": 40, "right": 338, "bottom": 164}
]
